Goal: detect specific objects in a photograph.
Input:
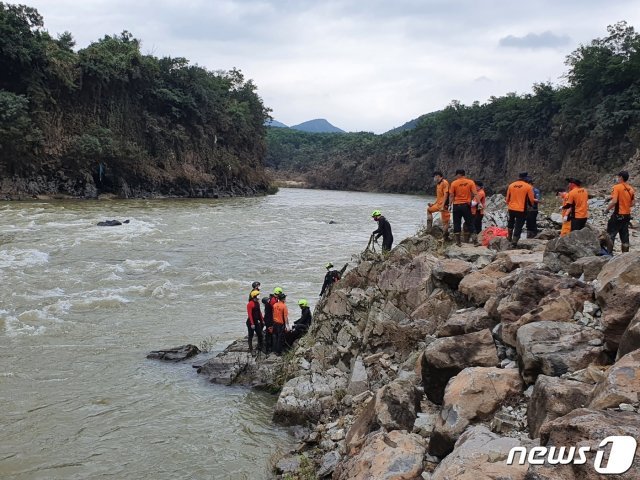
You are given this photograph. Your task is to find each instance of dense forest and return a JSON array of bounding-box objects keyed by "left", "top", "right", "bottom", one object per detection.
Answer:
[
  {"left": 266, "top": 22, "right": 640, "bottom": 194},
  {"left": 0, "top": 3, "right": 271, "bottom": 198}
]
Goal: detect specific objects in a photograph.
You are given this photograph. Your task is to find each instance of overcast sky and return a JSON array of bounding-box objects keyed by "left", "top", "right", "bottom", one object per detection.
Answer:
[{"left": 22, "top": 0, "right": 640, "bottom": 133}]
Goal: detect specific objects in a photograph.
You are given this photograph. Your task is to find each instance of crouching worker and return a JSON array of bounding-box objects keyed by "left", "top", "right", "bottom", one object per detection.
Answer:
[
  {"left": 246, "top": 290, "right": 263, "bottom": 354},
  {"left": 286, "top": 299, "right": 313, "bottom": 348}
]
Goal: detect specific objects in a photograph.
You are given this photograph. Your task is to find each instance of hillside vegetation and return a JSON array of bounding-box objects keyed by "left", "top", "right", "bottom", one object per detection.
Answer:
[
  {"left": 0, "top": 3, "right": 270, "bottom": 198},
  {"left": 266, "top": 22, "right": 640, "bottom": 193}
]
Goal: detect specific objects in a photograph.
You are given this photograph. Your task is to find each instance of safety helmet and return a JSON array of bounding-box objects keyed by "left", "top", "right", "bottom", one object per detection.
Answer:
[
  {"left": 298, "top": 299, "right": 309, "bottom": 307},
  {"left": 371, "top": 210, "right": 381, "bottom": 218},
  {"left": 251, "top": 281, "right": 261, "bottom": 289},
  {"left": 325, "top": 262, "right": 333, "bottom": 269},
  {"left": 273, "top": 287, "right": 283, "bottom": 295},
  {"left": 250, "top": 290, "right": 260, "bottom": 299},
  {"left": 278, "top": 293, "right": 287, "bottom": 300}
]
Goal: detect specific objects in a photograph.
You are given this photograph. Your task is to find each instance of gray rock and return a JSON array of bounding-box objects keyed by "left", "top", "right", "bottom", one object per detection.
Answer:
[
  {"left": 431, "top": 426, "right": 531, "bottom": 479},
  {"left": 347, "top": 356, "right": 369, "bottom": 396},
  {"left": 147, "top": 344, "right": 200, "bottom": 362},
  {"left": 422, "top": 329, "right": 499, "bottom": 404},
  {"left": 445, "top": 245, "right": 496, "bottom": 268},
  {"left": 568, "top": 256, "right": 609, "bottom": 282},
  {"left": 543, "top": 227, "right": 601, "bottom": 272},
  {"left": 318, "top": 450, "right": 341, "bottom": 477},
  {"left": 516, "top": 321, "right": 608, "bottom": 385},
  {"left": 527, "top": 375, "right": 594, "bottom": 439}
]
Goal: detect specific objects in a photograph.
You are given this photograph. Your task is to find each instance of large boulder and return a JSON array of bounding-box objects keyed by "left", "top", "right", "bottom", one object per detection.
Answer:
[
  {"left": 430, "top": 367, "right": 524, "bottom": 457},
  {"left": 495, "top": 250, "right": 545, "bottom": 272},
  {"left": 435, "top": 308, "right": 497, "bottom": 338},
  {"left": 567, "top": 256, "right": 609, "bottom": 282},
  {"left": 197, "top": 339, "right": 283, "bottom": 387},
  {"left": 589, "top": 349, "right": 640, "bottom": 409},
  {"left": 459, "top": 270, "right": 506, "bottom": 306},
  {"left": 529, "top": 409, "right": 640, "bottom": 480},
  {"left": 527, "top": 375, "right": 594, "bottom": 439},
  {"left": 410, "top": 288, "right": 456, "bottom": 326},
  {"left": 516, "top": 322, "right": 608, "bottom": 385},
  {"left": 432, "top": 258, "right": 473, "bottom": 288},
  {"left": 273, "top": 372, "right": 347, "bottom": 425},
  {"left": 421, "top": 329, "right": 499, "bottom": 403},
  {"left": 445, "top": 244, "right": 496, "bottom": 268},
  {"left": 432, "top": 426, "right": 531, "bottom": 480},
  {"left": 374, "top": 378, "right": 421, "bottom": 432},
  {"left": 377, "top": 252, "right": 439, "bottom": 314},
  {"left": 362, "top": 300, "right": 437, "bottom": 360},
  {"left": 333, "top": 430, "right": 426, "bottom": 480},
  {"left": 501, "top": 284, "right": 594, "bottom": 347},
  {"left": 595, "top": 252, "right": 640, "bottom": 351},
  {"left": 542, "top": 227, "right": 601, "bottom": 272},
  {"left": 618, "top": 309, "right": 640, "bottom": 359},
  {"left": 490, "top": 270, "right": 591, "bottom": 347}
]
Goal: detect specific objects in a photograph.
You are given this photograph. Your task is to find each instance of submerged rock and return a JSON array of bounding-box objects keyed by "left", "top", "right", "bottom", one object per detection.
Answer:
[
  {"left": 147, "top": 344, "right": 200, "bottom": 361},
  {"left": 97, "top": 219, "right": 130, "bottom": 226}
]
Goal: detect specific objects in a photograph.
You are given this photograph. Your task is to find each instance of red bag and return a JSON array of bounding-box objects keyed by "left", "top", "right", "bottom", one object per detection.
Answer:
[{"left": 481, "top": 226, "right": 508, "bottom": 247}]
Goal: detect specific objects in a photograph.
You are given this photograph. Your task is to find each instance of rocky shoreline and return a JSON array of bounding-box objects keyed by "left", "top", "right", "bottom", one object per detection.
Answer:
[{"left": 155, "top": 194, "right": 640, "bottom": 479}]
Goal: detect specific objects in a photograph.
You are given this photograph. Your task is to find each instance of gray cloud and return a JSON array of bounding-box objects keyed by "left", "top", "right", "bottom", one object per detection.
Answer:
[
  {"left": 499, "top": 31, "right": 571, "bottom": 49},
  {"left": 21, "top": 0, "right": 640, "bottom": 132}
]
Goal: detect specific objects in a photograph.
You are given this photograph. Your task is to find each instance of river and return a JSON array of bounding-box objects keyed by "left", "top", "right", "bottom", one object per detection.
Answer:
[{"left": 0, "top": 188, "right": 431, "bottom": 479}]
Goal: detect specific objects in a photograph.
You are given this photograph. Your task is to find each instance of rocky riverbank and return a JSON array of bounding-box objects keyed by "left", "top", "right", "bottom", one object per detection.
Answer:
[{"left": 165, "top": 193, "right": 640, "bottom": 479}]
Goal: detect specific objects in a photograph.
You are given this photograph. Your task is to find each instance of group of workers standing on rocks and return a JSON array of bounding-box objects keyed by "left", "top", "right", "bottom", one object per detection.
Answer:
[
  {"left": 245, "top": 282, "right": 312, "bottom": 356},
  {"left": 422, "top": 168, "right": 635, "bottom": 251},
  {"left": 241, "top": 169, "right": 635, "bottom": 352}
]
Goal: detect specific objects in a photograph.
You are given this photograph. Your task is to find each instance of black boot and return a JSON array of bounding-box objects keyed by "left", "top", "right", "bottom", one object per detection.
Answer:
[
  {"left": 454, "top": 233, "right": 462, "bottom": 246},
  {"left": 248, "top": 337, "right": 253, "bottom": 353},
  {"left": 507, "top": 228, "right": 513, "bottom": 242},
  {"left": 622, "top": 243, "right": 630, "bottom": 253}
]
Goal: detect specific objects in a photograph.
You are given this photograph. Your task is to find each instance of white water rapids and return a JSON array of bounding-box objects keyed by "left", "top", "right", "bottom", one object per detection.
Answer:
[{"left": 0, "top": 188, "right": 431, "bottom": 479}]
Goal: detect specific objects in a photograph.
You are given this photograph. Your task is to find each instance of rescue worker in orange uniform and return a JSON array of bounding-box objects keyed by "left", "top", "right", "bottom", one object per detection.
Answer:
[
  {"left": 272, "top": 292, "right": 289, "bottom": 355},
  {"left": 449, "top": 169, "right": 480, "bottom": 246},
  {"left": 471, "top": 181, "right": 486, "bottom": 245},
  {"left": 427, "top": 171, "right": 451, "bottom": 239},
  {"left": 562, "top": 178, "right": 589, "bottom": 231},
  {"left": 606, "top": 170, "right": 635, "bottom": 252},
  {"left": 246, "top": 290, "right": 263, "bottom": 354},
  {"left": 506, "top": 172, "right": 536, "bottom": 247}
]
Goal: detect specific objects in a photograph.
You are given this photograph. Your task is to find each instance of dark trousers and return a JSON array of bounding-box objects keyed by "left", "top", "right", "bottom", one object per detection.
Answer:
[
  {"left": 607, "top": 214, "right": 631, "bottom": 247},
  {"left": 473, "top": 213, "right": 484, "bottom": 234},
  {"left": 507, "top": 210, "right": 527, "bottom": 239},
  {"left": 246, "top": 320, "right": 263, "bottom": 350},
  {"left": 452, "top": 204, "right": 473, "bottom": 234},
  {"left": 273, "top": 323, "right": 285, "bottom": 354},
  {"left": 263, "top": 322, "right": 273, "bottom": 353},
  {"left": 381, "top": 236, "right": 393, "bottom": 252},
  {"left": 526, "top": 210, "right": 538, "bottom": 236},
  {"left": 571, "top": 218, "right": 588, "bottom": 231}
]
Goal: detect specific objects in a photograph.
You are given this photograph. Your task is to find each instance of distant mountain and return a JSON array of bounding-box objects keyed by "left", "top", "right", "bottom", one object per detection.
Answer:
[
  {"left": 384, "top": 111, "right": 441, "bottom": 135},
  {"left": 266, "top": 119, "right": 289, "bottom": 128},
  {"left": 290, "top": 119, "right": 345, "bottom": 133}
]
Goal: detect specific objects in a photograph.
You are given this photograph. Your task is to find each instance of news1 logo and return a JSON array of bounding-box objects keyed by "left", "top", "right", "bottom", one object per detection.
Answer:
[{"left": 506, "top": 436, "right": 637, "bottom": 474}]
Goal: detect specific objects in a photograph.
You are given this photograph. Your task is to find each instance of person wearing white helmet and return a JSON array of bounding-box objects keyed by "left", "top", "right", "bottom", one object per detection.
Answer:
[
  {"left": 371, "top": 210, "right": 393, "bottom": 252},
  {"left": 320, "top": 262, "right": 341, "bottom": 297}
]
